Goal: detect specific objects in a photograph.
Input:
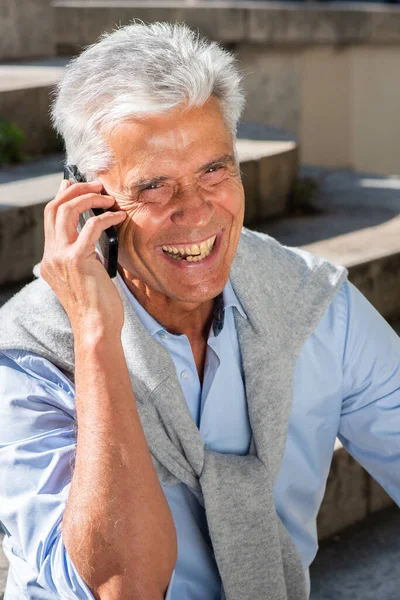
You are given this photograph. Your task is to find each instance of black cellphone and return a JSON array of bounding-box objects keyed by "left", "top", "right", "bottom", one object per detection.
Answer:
[{"left": 63, "top": 165, "right": 118, "bottom": 279}]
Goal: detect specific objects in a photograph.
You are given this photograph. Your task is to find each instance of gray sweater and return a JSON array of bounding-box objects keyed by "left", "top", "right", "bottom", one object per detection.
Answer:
[{"left": 0, "top": 228, "right": 347, "bottom": 600}]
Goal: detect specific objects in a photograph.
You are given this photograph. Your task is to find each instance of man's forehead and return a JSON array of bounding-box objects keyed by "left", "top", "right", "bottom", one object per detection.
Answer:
[
  {"left": 104, "top": 100, "right": 234, "bottom": 186},
  {"left": 107, "top": 98, "right": 230, "bottom": 154}
]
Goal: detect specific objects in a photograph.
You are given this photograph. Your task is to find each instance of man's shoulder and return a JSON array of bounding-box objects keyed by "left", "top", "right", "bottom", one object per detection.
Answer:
[
  {"left": 238, "top": 227, "right": 338, "bottom": 268},
  {"left": 237, "top": 227, "right": 348, "bottom": 284},
  {"left": 232, "top": 229, "right": 348, "bottom": 349},
  {"left": 0, "top": 276, "right": 59, "bottom": 315},
  {"left": 0, "top": 272, "right": 74, "bottom": 377},
  {"left": 0, "top": 275, "right": 68, "bottom": 338}
]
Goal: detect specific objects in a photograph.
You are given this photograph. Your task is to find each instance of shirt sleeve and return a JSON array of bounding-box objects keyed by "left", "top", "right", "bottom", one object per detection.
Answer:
[
  {"left": 338, "top": 282, "right": 400, "bottom": 505},
  {"left": 0, "top": 350, "right": 175, "bottom": 600}
]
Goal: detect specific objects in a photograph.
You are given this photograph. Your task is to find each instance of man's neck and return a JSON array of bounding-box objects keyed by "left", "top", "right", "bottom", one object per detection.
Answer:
[{"left": 119, "top": 269, "right": 215, "bottom": 343}]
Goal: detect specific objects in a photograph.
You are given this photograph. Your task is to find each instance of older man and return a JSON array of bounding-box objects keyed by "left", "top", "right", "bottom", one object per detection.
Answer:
[{"left": 0, "top": 21, "right": 400, "bottom": 600}]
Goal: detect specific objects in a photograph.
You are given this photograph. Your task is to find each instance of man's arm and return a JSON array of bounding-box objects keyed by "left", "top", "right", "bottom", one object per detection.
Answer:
[
  {"left": 63, "top": 331, "right": 177, "bottom": 599},
  {"left": 34, "top": 178, "right": 177, "bottom": 598},
  {"left": 338, "top": 282, "right": 400, "bottom": 505},
  {"left": 0, "top": 350, "right": 176, "bottom": 600}
]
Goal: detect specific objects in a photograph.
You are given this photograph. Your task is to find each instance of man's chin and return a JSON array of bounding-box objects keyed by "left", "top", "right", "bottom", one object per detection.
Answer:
[{"left": 163, "top": 277, "right": 228, "bottom": 304}]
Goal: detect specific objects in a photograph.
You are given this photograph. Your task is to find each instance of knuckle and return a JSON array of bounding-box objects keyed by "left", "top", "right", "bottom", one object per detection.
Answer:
[
  {"left": 65, "top": 250, "right": 79, "bottom": 266},
  {"left": 51, "top": 254, "right": 63, "bottom": 269},
  {"left": 85, "top": 216, "right": 98, "bottom": 230},
  {"left": 44, "top": 200, "right": 56, "bottom": 216},
  {"left": 57, "top": 201, "right": 71, "bottom": 216}
]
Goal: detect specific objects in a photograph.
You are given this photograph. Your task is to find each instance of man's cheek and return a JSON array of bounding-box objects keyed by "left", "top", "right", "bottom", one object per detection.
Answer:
[
  {"left": 221, "top": 197, "right": 244, "bottom": 220},
  {"left": 220, "top": 181, "right": 244, "bottom": 215}
]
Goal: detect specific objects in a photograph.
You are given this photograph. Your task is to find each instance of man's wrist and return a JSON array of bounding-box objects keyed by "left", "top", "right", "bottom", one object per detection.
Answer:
[{"left": 73, "top": 317, "right": 122, "bottom": 351}]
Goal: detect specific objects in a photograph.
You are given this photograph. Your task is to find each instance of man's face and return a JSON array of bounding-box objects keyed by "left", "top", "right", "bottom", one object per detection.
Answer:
[{"left": 100, "top": 97, "right": 245, "bottom": 305}]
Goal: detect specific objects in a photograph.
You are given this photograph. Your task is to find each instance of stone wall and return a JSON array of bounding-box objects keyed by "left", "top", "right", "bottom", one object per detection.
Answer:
[
  {"left": 53, "top": 1, "right": 400, "bottom": 175},
  {"left": 0, "top": 0, "right": 55, "bottom": 61}
]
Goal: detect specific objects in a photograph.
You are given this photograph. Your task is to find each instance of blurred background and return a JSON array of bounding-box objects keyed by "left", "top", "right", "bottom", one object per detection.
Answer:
[{"left": 1, "top": 1, "right": 400, "bottom": 598}]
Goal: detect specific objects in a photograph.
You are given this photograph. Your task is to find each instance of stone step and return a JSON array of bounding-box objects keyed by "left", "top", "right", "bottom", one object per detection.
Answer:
[
  {"left": 0, "top": 58, "right": 68, "bottom": 156},
  {"left": 0, "top": 141, "right": 297, "bottom": 286},
  {"left": 317, "top": 439, "right": 393, "bottom": 541},
  {"left": 256, "top": 167, "right": 400, "bottom": 322},
  {"left": 0, "top": 154, "right": 64, "bottom": 286},
  {"left": 237, "top": 139, "right": 298, "bottom": 223},
  {"left": 0, "top": 0, "right": 55, "bottom": 62},
  {"left": 311, "top": 506, "right": 400, "bottom": 599}
]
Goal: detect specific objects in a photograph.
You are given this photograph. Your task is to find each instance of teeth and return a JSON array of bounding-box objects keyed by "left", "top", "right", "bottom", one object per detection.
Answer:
[{"left": 162, "top": 234, "right": 217, "bottom": 261}]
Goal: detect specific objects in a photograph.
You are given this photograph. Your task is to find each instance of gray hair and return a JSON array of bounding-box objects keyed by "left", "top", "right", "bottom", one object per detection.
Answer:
[{"left": 50, "top": 21, "right": 246, "bottom": 181}]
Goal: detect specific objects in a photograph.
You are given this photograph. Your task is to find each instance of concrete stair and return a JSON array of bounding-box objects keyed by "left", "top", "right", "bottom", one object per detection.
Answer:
[
  {"left": 238, "top": 139, "right": 298, "bottom": 223},
  {"left": 317, "top": 439, "right": 394, "bottom": 541},
  {"left": 0, "top": 154, "right": 64, "bottom": 286},
  {"left": 256, "top": 167, "right": 400, "bottom": 323},
  {"left": 0, "top": 58, "right": 68, "bottom": 156}
]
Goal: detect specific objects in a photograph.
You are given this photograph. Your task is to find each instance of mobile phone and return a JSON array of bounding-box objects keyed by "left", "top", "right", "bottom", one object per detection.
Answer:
[{"left": 63, "top": 165, "right": 118, "bottom": 279}]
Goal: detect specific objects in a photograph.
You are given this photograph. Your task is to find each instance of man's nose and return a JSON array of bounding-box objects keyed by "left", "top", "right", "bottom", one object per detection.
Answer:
[{"left": 170, "top": 184, "right": 215, "bottom": 228}]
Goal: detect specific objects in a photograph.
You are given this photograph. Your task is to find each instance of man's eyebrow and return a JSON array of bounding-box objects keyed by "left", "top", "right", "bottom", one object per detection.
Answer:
[
  {"left": 123, "top": 154, "right": 236, "bottom": 192},
  {"left": 197, "top": 154, "right": 236, "bottom": 173}
]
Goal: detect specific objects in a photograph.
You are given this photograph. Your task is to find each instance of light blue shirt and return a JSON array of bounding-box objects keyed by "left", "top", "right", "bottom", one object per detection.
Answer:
[{"left": 1, "top": 275, "right": 400, "bottom": 600}]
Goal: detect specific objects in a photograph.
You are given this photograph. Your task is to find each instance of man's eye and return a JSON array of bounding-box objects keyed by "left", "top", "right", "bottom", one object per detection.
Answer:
[
  {"left": 206, "top": 165, "right": 223, "bottom": 174},
  {"left": 139, "top": 183, "right": 172, "bottom": 203},
  {"left": 143, "top": 183, "right": 163, "bottom": 191},
  {"left": 202, "top": 165, "right": 226, "bottom": 183}
]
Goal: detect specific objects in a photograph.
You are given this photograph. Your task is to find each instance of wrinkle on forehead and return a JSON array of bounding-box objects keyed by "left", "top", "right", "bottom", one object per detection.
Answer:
[{"left": 103, "top": 97, "right": 232, "bottom": 187}]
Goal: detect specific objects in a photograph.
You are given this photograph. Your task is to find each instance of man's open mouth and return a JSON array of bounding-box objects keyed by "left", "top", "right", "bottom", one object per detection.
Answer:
[{"left": 162, "top": 234, "right": 217, "bottom": 262}]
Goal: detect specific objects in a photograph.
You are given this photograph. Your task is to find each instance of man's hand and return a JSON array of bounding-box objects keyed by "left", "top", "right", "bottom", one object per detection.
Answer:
[{"left": 40, "top": 179, "right": 127, "bottom": 335}]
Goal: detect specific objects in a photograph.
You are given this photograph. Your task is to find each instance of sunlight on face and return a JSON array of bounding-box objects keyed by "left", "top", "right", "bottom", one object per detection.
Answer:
[{"left": 99, "top": 97, "right": 245, "bottom": 305}]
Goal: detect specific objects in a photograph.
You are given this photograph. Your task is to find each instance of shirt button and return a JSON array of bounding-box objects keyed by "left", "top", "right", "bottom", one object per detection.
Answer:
[
  {"left": 180, "top": 370, "right": 190, "bottom": 381},
  {"left": 159, "top": 332, "right": 168, "bottom": 339},
  {"left": 204, "top": 444, "right": 211, "bottom": 451}
]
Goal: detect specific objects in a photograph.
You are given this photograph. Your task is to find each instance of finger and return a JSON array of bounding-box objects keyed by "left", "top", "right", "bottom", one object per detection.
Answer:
[
  {"left": 45, "top": 180, "right": 103, "bottom": 231},
  {"left": 74, "top": 211, "right": 127, "bottom": 257},
  {"left": 44, "top": 180, "right": 102, "bottom": 245},
  {"left": 55, "top": 192, "right": 117, "bottom": 245},
  {"left": 56, "top": 180, "right": 103, "bottom": 206}
]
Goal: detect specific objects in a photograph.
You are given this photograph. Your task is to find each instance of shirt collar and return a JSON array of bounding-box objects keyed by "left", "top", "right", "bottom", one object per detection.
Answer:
[
  {"left": 116, "top": 272, "right": 247, "bottom": 339},
  {"left": 222, "top": 278, "right": 247, "bottom": 320}
]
